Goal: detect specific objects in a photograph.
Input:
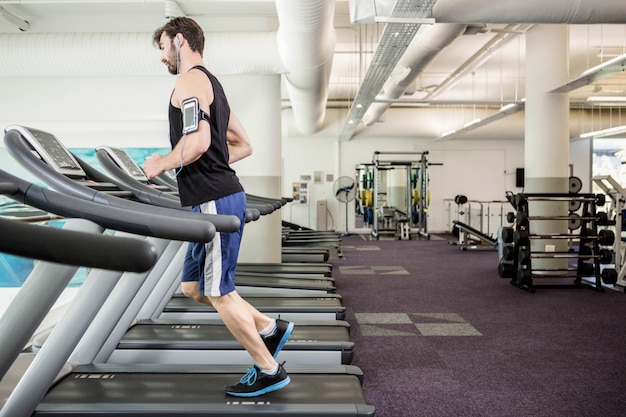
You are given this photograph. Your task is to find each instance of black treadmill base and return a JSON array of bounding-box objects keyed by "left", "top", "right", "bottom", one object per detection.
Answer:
[{"left": 36, "top": 368, "right": 375, "bottom": 416}]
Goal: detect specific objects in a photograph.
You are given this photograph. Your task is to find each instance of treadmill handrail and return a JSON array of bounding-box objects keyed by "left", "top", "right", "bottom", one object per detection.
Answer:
[
  {"left": 247, "top": 193, "right": 284, "bottom": 209},
  {"left": 0, "top": 216, "right": 156, "bottom": 273},
  {"left": 0, "top": 182, "right": 18, "bottom": 194},
  {"left": 95, "top": 148, "right": 261, "bottom": 223},
  {"left": 0, "top": 168, "right": 216, "bottom": 243},
  {"left": 95, "top": 148, "right": 180, "bottom": 203},
  {"left": 154, "top": 171, "right": 178, "bottom": 189},
  {"left": 88, "top": 150, "right": 184, "bottom": 210},
  {"left": 3, "top": 128, "right": 240, "bottom": 233},
  {"left": 96, "top": 146, "right": 275, "bottom": 218}
]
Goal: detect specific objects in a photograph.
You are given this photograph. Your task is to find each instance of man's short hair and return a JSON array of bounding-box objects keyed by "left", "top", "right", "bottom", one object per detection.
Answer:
[{"left": 153, "top": 17, "right": 205, "bottom": 56}]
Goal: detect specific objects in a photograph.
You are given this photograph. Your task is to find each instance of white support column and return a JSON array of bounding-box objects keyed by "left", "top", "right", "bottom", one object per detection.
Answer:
[
  {"left": 222, "top": 74, "right": 283, "bottom": 263},
  {"left": 524, "top": 25, "right": 570, "bottom": 270}
]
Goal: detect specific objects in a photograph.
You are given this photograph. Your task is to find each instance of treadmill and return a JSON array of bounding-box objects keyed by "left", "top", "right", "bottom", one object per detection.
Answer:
[
  {"left": 89, "top": 142, "right": 345, "bottom": 317},
  {"left": 88, "top": 150, "right": 351, "bottom": 362},
  {"left": 0, "top": 167, "right": 375, "bottom": 417},
  {"left": 236, "top": 262, "right": 333, "bottom": 277},
  {"left": 94, "top": 144, "right": 275, "bottom": 217},
  {"left": 1, "top": 126, "right": 344, "bottom": 303},
  {"left": 109, "top": 319, "right": 354, "bottom": 366},
  {"left": 2, "top": 128, "right": 355, "bottom": 368},
  {"left": 96, "top": 146, "right": 338, "bottom": 266},
  {"left": 3, "top": 125, "right": 335, "bottom": 294},
  {"left": 67, "top": 217, "right": 350, "bottom": 365},
  {"left": 0, "top": 199, "right": 158, "bottom": 382},
  {"left": 162, "top": 293, "right": 345, "bottom": 322}
]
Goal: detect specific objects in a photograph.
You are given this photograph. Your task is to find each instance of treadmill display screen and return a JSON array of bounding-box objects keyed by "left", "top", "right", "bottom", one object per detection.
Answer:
[
  {"left": 31, "top": 130, "right": 80, "bottom": 170},
  {"left": 6, "top": 125, "right": 86, "bottom": 177},
  {"left": 107, "top": 147, "right": 148, "bottom": 181}
]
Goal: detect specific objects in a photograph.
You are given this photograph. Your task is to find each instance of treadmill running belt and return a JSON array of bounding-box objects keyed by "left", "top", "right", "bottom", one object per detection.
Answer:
[
  {"left": 164, "top": 296, "right": 346, "bottom": 320},
  {"left": 234, "top": 275, "right": 336, "bottom": 292},
  {"left": 237, "top": 264, "right": 333, "bottom": 277},
  {"left": 36, "top": 369, "right": 375, "bottom": 416},
  {"left": 119, "top": 324, "right": 351, "bottom": 346}
]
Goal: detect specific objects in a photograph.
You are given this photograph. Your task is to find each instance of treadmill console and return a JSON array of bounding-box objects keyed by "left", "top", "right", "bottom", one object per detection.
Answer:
[
  {"left": 96, "top": 145, "right": 148, "bottom": 182},
  {"left": 4, "top": 125, "right": 86, "bottom": 178}
]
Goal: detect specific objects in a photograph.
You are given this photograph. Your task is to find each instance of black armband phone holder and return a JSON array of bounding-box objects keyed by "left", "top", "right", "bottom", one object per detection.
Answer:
[{"left": 182, "top": 97, "right": 210, "bottom": 135}]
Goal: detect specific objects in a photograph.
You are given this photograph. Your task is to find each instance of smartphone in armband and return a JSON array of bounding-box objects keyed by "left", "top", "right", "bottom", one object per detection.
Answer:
[{"left": 182, "top": 97, "right": 200, "bottom": 135}]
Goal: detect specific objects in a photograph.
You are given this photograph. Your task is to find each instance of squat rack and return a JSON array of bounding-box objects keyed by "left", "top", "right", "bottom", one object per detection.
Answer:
[{"left": 358, "top": 151, "right": 439, "bottom": 240}]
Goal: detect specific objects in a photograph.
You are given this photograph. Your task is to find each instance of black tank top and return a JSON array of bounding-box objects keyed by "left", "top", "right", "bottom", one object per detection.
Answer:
[{"left": 169, "top": 66, "right": 244, "bottom": 206}]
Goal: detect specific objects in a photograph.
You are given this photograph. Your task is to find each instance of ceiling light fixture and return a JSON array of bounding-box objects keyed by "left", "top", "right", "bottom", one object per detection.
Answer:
[
  {"left": 435, "top": 100, "right": 525, "bottom": 141},
  {"left": 579, "top": 125, "right": 626, "bottom": 139},
  {"left": 587, "top": 96, "right": 626, "bottom": 102},
  {"left": 582, "top": 53, "right": 626, "bottom": 76},
  {"left": 0, "top": 6, "right": 30, "bottom": 31},
  {"left": 463, "top": 118, "right": 482, "bottom": 128},
  {"left": 552, "top": 53, "right": 626, "bottom": 94}
]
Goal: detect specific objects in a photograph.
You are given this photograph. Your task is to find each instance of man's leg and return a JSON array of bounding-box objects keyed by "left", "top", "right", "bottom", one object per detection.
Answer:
[
  {"left": 211, "top": 290, "right": 292, "bottom": 397},
  {"left": 208, "top": 291, "right": 275, "bottom": 370},
  {"left": 202, "top": 193, "right": 293, "bottom": 396},
  {"left": 181, "top": 281, "right": 272, "bottom": 334}
]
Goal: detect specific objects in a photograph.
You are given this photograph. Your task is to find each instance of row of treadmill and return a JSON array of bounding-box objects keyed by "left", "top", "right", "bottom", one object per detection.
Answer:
[{"left": 0, "top": 124, "right": 376, "bottom": 416}]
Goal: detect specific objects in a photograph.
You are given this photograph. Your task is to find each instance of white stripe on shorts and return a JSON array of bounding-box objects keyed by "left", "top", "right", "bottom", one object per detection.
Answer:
[{"left": 201, "top": 201, "right": 223, "bottom": 296}]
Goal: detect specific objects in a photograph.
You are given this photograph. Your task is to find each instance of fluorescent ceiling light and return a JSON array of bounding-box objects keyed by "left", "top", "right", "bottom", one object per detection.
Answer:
[
  {"left": 435, "top": 100, "right": 525, "bottom": 141},
  {"left": 499, "top": 103, "right": 517, "bottom": 112},
  {"left": 374, "top": 16, "right": 435, "bottom": 24},
  {"left": 587, "top": 96, "right": 626, "bottom": 102},
  {"left": 579, "top": 125, "right": 626, "bottom": 139},
  {"left": 582, "top": 53, "right": 626, "bottom": 76},
  {"left": 499, "top": 98, "right": 525, "bottom": 113},
  {"left": 552, "top": 54, "right": 626, "bottom": 94},
  {"left": 0, "top": 6, "right": 29, "bottom": 31},
  {"left": 463, "top": 118, "right": 482, "bottom": 128}
]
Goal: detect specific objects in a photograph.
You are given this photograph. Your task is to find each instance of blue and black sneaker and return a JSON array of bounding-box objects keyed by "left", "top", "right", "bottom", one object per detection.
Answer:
[
  {"left": 262, "top": 319, "right": 294, "bottom": 358},
  {"left": 225, "top": 363, "right": 290, "bottom": 397}
]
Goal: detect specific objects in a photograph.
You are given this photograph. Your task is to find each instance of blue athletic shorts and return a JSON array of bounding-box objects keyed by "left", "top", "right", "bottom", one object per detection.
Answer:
[{"left": 180, "top": 192, "right": 246, "bottom": 296}]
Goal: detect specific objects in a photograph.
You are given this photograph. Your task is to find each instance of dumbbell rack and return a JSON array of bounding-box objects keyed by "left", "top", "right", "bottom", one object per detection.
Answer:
[
  {"left": 592, "top": 175, "right": 626, "bottom": 291},
  {"left": 499, "top": 192, "right": 617, "bottom": 293}
]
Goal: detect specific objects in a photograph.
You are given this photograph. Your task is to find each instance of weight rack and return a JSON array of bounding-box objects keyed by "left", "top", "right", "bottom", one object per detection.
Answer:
[
  {"left": 498, "top": 190, "right": 617, "bottom": 293},
  {"left": 593, "top": 175, "right": 626, "bottom": 292}
]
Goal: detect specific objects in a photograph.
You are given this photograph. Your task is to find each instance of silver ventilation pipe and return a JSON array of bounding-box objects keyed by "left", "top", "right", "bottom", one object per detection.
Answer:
[
  {"left": 0, "top": 31, "right": 283, "bottom": 77},
  {"left": 275, "top": 0, "right": 336, "bottom": 135},
  {"left": 164, "top": 0, "right": 186, "bottom": 19},
  {"left": 432, "top": 0, "right": 626, "bottom": 24}
]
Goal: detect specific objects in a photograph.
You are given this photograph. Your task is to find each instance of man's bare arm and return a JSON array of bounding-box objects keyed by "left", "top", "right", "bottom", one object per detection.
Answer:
[{"left": 227, "top": 111, "right": 253, "bottom": 163}]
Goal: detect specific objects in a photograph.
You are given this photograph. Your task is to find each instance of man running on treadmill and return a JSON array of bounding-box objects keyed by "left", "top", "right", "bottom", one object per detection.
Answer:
[{"left": 144, "top": 17, "right": 294, "bottom": 397}]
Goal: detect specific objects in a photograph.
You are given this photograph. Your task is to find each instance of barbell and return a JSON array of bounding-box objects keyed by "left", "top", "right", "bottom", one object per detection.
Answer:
[
  {"left": 513, "top": 193, "right": 606, "bottom": 208},
  {"left": 513, "top": 229, "right": 615, "bottom": 246},
  {"left": 516, "top": 247, "right": 613, "bottom": 264},
  {"left": 509, "top": 211, "right": 609, "bottom": 230},
  {"left": 516, "top": 267, "right": 618, "bottom": 285}
]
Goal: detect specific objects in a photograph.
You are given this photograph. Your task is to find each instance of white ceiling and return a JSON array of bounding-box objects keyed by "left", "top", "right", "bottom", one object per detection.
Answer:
[{"left": 1, "top": 0, "right": 625, "bottom": 140}]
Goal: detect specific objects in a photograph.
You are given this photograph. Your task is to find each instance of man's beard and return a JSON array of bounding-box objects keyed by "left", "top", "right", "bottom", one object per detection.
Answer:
[{"left": 166, "top": 50, "right": 178, "bottom": 75}]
